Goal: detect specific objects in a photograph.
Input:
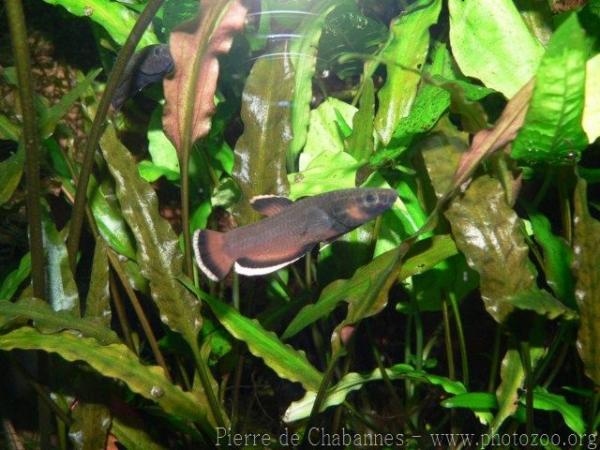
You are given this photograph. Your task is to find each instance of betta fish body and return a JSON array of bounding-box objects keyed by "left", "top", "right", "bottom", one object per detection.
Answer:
[{"left": 193, "top": 188, "right": 398, "bottom": 281}]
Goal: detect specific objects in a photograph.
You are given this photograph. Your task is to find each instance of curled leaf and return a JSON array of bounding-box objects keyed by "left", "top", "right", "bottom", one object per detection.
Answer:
[{"left": 163, "top": 0, "right": 248, "bottom": 152}]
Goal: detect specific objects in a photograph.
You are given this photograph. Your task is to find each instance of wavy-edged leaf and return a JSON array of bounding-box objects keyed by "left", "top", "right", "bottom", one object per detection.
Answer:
[
  {"left": 0, "top": 327, "right": 204, "bottom": 422},
  {"left": 374, "top": 0, "right": 442, "bottom": 145},
  {"left": 181, "top": 279, "right": 322, "bottom": 391},
  {"left": 528, "top": 212, "right": 575, "bottom": 307},
  {"left": 40, "top": 0, "right": 157, "bottom": 47},
  {"left": 0, "top": 252, "right": 30, "bottom": 301},
  {"left": 232, "top": 44, "right": 292, "bottom": 225},
  {"left": 283, "top": 235, "right": 457, "bottom": 339},
  {"left": 100, "top": 125, "right": 201, "bottom": 340},
  {"left": 69, "top": 403, "right": 111, "bottom": 450},
  {"left": 346, "top": 78, "right": 375, "bottom": 162},
  {"left": 287, "top": 1, "right": 338, "bottom": 169},
  {"left": 139, "top": 105, "right": 180, "bottom": 183},
  {"left": 42, "top": 206, "right": 80, "bottom": 315},
  {"left": 527, "top": 388, "right": 585, "bottom": 434},
  {"left": 512, "top": 14, "right": 590, "bottom": 164},
  {"left": 0, "top": 298, "right": 118, "bottom": 345},
  {"left": 284, "top": 363, "right": 465, "bottom": 422},
  {"left": 507, "top": 289, "right": 576, "bottom": 320},
  {"left": 442, "top": 392, "right": 497, "bottom": 410},
  {"left": 573, "top": 178, "right": 600, "bottom": 385},
  {"left": 162, "top": 0, "right": 247, "bottom": 152},
  {"left": 583, "top": 53, "right": 600, "bottom": 143},
  {"left": 111, "top": 416, "right": 166, "bottom": 450},
  {"left": 449, "top": 0, "right": 543, "bottom": 97},
  {"left": 445, "top": 176, "right": 534, "bottom": 323},
  {"left": 0, "top": 145, "right": 24, "bottom": 207},
  {"left": 85, "top": 240, "right": 111, "bottom": 327}
]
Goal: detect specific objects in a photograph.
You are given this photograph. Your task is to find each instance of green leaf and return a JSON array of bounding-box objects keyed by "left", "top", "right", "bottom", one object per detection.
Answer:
[
  {"left": 572, "top": 178, "right": 600, "bottom": 385},
  {"left": 40, "top": 69, "right": 101, "bottom": 139},
  {"left": 442, "top": 392, "right": 497, "bottom": 410},
  {"left": 162, "top": 0, "right": 199, "bottom": 33},
  {"left": 41, "top": 0, "right": 157, "bottom": 47},
  {"left": 512, "top": 14, "right": 590, "bottom": 164},
  {"left": 0, "top": 327, "right": 204, "bottom": 422},
  {"left": 42, "top": 206, "right": 80, "bottom": 315},
  {"left": 85, "top": 240, "right": 111, "bottom": 327},
  {"left": 374, "top": 0, "right": 442, "bottom": 145},
  {"left": 583, "top": 53, "right": 600, "bottom": 143},
  {"left": 283, "top": 235, "right": 457, "bottom": 339},
  {"left": 69, "top": 403, "right": 111, "bottom": 450},
  {"left": 507, "top": 288, "right": 576, "bottom": 321},
  {"left": 100, "top": 125, "right": 202, "bottom": 341},
  {"left": 287, "top": 1, "right": 338, "bottom": 169},
  {"left": 0, "top": 298, "right": 119, "bottom": 345},
  {"left": 111, "top": 416, "right": 166, "bottom": 450},
  {"left": 139, "top": 106, "right": 181, "bottom": 183},
  {"left": 528, "top": 212, "right": 575, "bottom": 307},
  {"left": 346, "top": 78, "right": 375, "bottom": 162},
  {"left": 0, "top": 114, "right": 20, "bottom": 141},
  {"left": 181, "top": 279, "right": 323, "bottom": 391},
  {"left": 288, "top": 151, "right": 362, "bottom": 200},
  {"left": 0, "top": 252, "right": 30, "bottom": 301},
  {"left": 284, "top": 364, "right": 465, "bottom": 422},
  {"left": 300, "top": 97, "right": 357, "bottom": 170},
  {"left": 528, "top": 388, "right": 585, "bottom": 434},
  {"left": 0, "top": 145, "right": 25, "bottom": 207},
  {"left": 449, "top": 0, "right": 543, "bottom": 97},
  {"left": 445, "top": 176, "right": 536, "bottom": 322},
  {"left": 232, "top": 44, "right": 292, "bottom": 225}
]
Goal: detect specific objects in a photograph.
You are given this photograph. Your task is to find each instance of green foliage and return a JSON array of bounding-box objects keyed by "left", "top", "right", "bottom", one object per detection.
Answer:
[{"left": 2, "top": 0, "right": 599, "bottom": 446}]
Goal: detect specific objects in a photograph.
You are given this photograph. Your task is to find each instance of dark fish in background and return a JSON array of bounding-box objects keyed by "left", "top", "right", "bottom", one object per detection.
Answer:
[
  {"left": 193, "top": 188, "right": 398, "bottom": 281},
  {"left": 112, "top": 44, "right": 174, "bottom": 110}
]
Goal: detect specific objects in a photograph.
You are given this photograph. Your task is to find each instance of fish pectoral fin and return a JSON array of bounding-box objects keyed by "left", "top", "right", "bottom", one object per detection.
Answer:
[
  {"left": 234, "top": 244, "right": 314, "bottom": 277},
  {"left": 249, "top": 195, "right": 293, "bottom": 216}
]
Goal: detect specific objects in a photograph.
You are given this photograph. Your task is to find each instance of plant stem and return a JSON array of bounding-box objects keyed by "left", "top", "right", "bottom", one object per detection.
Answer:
[
  {"left": 5, "top": 1, "right": 49, "bottom": 446},
  {"left": 449, "top": 291, "right": 469, "bottom": 387},
  {"left": 181, "top": 152, "right": 194, "bottom": 276},
  {"left": 487, "top": 327, "right": 502, "bottom": 392},
  {"left": 67, "top": 0, "right": 165, "bottom": 270},
  {"left": 190, "top": 342, "right": 227, "bottom": 430},
  {"left": 520, "top": 340, "right": 535, "bottom": 445},
  {"left": 442, "top": 297, "right": 456, "bottom": 381}
]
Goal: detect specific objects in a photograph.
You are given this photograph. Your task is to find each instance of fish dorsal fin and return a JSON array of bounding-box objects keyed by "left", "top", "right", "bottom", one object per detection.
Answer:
[{"left": 250, "top": 195, "right": 293, "bottom": 216}]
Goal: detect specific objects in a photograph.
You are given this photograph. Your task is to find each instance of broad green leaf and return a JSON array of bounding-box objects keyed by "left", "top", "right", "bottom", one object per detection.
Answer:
[
  {"left": 100, "top": 125, "right": 202, "bottom": 340},
  {"left": 288, "top": 152, "right": 362, "bottom": 200},
  {"left": 374, "top": 0, "right": 442, "bottom": 145},
  {"left": 0, "top": 145, "right": 24, "bottom": 207},
  {"left": 283, "top": 235, "right": 457, "bottom": 339},
  {"left": 284, "top": 363, "right": 465, "bottom": 422},
  {"left": 0, "top": 298, "right": 118, "bottom": 345},
  {"left": 300, "top": 97, "right": 357, "bottom": 170},
  {"left": 528, "top": 212, "right": 575, "bottom": 307},
  {"left": 449, "top": 0, "right": 543, "bottom": 97},
  {"left": 527, "top": 388, "right": 585, "bottom": 434},
  {"left": 0, "top": 114, "right": 20, "bottom": 141},
  {"left": 40, "top": 69, "right": 101, "bottom": 139},
  {"left": 346, "top": 78, "right": 374, "bottom": 162},
  {"left": 139, "top": 106, "right": 180, "bottom": 183},
  {"left": 583, "top": 53, "right": 600, "bottom": 142},
  {"left": 111, "top": 416, "right": 166, "bottom": 450},
  {"left": 42, "top": 207, "right": 80, "bottom": 315},
  {"left": 445, "top": 176, "right": 536, "bottom": 323},
  {"left": 0, "top": 252, "right": 30, "bottom": 301},
  {"left": 442, "top": 392, "right": 497, "bottom": 410},
  {"left": 85, "top": 240, "right": 111, "bottom": 327},
  {"left": 287, "top": 1, "right": 338, "bottom": 169},
  {"left": 232, "top": 45, "right": 292, "bottom": 225},
  {"left": 512, "top": 14, "right": 590, "bottom": 164},
  {"left": 182, "top": 279, "right": 323, "bottom": 391},
  {"left": 516, "top": 0, "right": 553, "bottom": 46},
  {"left": 572, "top": 178, "right": 600, "bottom": 385},
  {"left": 507, "top": 289, "right": 576, "bottom": 320},
  {"left": 69, "top": 403, "right": 111, "bottom": 450},
  {"left": 41, "top": 0, "right": 157, "bottom": 47},
  {"left": 0, "top": 327, "right": 204, "bottom": 422}
]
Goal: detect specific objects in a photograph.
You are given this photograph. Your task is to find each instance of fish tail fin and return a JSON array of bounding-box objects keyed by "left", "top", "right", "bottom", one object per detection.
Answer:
[{"left": 193, "top": 230, "right": 234, "bottom": 281}]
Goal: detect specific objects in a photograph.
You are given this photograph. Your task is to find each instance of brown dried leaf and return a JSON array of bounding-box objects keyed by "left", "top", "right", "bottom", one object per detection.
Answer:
[{"left": 162, "top": 0, "right": 247, "bottom": 152}]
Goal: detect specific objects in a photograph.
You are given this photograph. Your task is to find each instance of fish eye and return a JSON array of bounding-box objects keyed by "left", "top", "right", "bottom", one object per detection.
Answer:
[{"left": 365, "top": 194, "right": 376, "bottom": 203}]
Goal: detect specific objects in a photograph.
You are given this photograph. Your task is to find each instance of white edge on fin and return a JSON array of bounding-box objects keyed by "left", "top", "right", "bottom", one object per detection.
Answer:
[
  {"left": 192, "top": 230, "right": 220, "bottom": 282},
  {"left": 249, "top": 194, "right": 290, "bottom": 205},
  {"left": 234, "top": 255, "right": 304, "bottom": 277}
]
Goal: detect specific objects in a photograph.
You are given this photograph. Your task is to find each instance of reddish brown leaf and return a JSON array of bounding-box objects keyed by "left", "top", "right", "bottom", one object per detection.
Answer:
[{"left": 163, "top": 0, "right": 247, "bottom": 152}]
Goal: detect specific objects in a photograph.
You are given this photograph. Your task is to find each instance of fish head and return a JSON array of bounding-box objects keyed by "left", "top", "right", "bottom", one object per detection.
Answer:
[
  {"left": 328, "top": 188, "right": 398, "bottom": 229},
  {"left": 141, "top": 44, "right": 174, "bottom": 76}
]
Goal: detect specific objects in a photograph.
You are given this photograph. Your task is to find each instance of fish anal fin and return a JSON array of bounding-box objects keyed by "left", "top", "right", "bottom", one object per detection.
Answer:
[
  {"left": 249, "top": 195, "right": 293, "bottom": 217},
  {"left": 234, "top": 244, "right": 313, "bottom": 276}
]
